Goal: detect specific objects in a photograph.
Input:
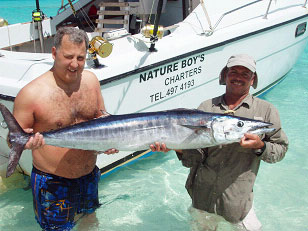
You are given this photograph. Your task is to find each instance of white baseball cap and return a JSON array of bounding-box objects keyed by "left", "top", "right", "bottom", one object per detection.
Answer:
[{"left": 219, "top": 54, "right": 258, "bottom": 89}]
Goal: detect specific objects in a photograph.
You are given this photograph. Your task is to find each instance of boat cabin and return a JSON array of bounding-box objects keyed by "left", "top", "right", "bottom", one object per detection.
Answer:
[{"left": 0, "top": 0, "right": 199, "bottom": 53}]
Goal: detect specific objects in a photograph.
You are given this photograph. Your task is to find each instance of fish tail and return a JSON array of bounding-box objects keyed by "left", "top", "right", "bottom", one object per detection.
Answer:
[{"left": 0, "top": 103, "right": 29, "bottom": 177}]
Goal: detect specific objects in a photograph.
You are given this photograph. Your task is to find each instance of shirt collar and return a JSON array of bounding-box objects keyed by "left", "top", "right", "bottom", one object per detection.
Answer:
[{"left": 213, "top": 94, "right": 253, "bottom": 110}]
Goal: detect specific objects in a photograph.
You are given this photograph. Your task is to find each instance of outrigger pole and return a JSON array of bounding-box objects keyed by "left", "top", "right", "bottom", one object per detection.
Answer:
[
  {"left": 149, "top": 0, "right": 164, "bottom": 52},
  {"left": 68, "top": 0, "right": 84, "bottom": 29},
  {"left": 33, "top": 0, "right": 45, "bottom": 52}
]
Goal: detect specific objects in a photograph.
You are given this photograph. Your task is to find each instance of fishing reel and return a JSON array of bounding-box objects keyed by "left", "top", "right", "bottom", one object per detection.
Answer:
[
  {"left": 32, "top": 10, "right": 45, "bottom": 22},
  {"left": 141, "top": 24, "right": 164, "bottom": 52},
  {"left": 141, "top": 24, "right": 164, "bottom": 41},
  {"left": 88, "top": 36, "right": 113, "bottom": 68}
]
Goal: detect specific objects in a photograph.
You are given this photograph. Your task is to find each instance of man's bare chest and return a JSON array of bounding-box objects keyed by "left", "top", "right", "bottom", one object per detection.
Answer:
[{"left": 35, "top": 89, "right": 99, "bottom": 130}]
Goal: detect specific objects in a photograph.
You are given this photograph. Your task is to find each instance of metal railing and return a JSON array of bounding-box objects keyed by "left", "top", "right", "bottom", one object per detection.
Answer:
[
  {"left": 212, "top": 0, "right": 262, "bottom": 31},
  {"left": 202, "top": 0, "right": 308, "bottom": 36},
  {"left": 263, "top": 0, "right": 273, "bottom": 19}
]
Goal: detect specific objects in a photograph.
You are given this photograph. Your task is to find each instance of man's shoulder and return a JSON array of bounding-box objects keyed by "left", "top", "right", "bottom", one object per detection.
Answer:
[
  {"left": 251, "top": 95, "right": 275, "bottom": 108},
  {"left": 16, "top": 72, "right": 52, "bottom": 101},
  {"left": 198, "top": 95, "right": 222, "bottom": 109},
  {"left": 250, "top": 95, "right": 279, "bottom": 116},
  {"left": 28, "top": 76, "right": 49, "bottom": 90},
  {"left": 82, "top": 70, "right": 100, "bottom": 84},
  {"left": 83, "top": 70, "right": 98, "bottom": 79}
]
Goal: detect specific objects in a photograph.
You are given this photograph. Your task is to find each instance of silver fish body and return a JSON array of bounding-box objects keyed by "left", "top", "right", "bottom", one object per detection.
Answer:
[
  {"left": 39, "top": 110, "right": 274, "bottom": 150},
  {"left": 0, "top": 103, "right": 274, "bottom": 177}
]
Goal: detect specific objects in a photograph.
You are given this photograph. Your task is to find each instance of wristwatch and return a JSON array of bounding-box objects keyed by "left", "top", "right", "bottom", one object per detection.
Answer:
[{"left": 255, "top": 142, "right": 266, "bottom": 156}]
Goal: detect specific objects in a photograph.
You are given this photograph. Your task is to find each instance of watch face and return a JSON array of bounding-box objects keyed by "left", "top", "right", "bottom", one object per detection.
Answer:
[
  {"left": 255, "top": 149, "right": 263, "bottom": 156},
  {"left": 255, "top": 143, "right": 266, "bottom": 156}
]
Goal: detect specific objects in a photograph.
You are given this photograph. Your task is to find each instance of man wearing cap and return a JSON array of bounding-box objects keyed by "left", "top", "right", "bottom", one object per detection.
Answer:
[{"left": 150, "top": 54, "right": 288, "bottom": 230}]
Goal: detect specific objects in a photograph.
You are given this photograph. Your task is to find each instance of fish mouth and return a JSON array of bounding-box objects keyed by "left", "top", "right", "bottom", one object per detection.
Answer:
[{"left": 247, "top": 121, "right": 275, "bottom": 134}]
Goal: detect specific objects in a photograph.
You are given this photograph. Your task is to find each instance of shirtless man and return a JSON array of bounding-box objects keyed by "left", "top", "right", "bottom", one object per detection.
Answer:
[{"left": 13, "top": 27, "right": 117, "bottom": 230}]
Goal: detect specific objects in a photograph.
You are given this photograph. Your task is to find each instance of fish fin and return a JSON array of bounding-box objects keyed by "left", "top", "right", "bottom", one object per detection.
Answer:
[
  {"left": 172, "top": 108, "right": 191, "bottom": 111},
  {"left": 172, "top": 108, "right": 203, "bottom": 112},
  {"left": 0, "top": 103, "right": 29, "bottom": 177},
  {"left": 181, "top": 124, "right": 209, "bottom": 130},
  {"left": 6, "top": 143, "right": 26, "bottom": 177}
]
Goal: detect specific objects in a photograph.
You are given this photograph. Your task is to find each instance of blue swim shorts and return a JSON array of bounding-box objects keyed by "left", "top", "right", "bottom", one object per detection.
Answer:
[{"left": 31, "top": 166, "right": 101, "bottom": 231}]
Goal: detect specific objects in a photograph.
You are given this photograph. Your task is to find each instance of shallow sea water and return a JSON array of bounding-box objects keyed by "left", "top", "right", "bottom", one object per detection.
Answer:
[{"left": 0, "top": 3, "right": 308, "bottom": 231}]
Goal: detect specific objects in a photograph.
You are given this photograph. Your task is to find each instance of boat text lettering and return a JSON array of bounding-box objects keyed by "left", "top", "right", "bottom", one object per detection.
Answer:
[
  {"left": 139, "top": 54, "right": 204, "bottom": 83},
  {"left": 165, "top": 66, "right": 201, "bottom": 85},
  {"left": 150, "top": 79, "right": 195, "bottom": 103}
]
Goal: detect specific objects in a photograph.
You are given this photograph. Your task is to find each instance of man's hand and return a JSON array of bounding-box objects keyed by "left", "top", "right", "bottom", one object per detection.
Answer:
[
  {"left": 240, "top": 133, "right": 264, "bottom": 149},
  {"left": 149, "top": 142, "right": 170, "bottom": 153},
  {"left": 24, "top": 129, "right": 45, "bottom": 150}
]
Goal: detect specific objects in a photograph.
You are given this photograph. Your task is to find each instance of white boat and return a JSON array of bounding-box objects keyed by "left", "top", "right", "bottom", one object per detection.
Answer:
[{"left": 0, "top": 0, "right": 307, "bottom": 177}]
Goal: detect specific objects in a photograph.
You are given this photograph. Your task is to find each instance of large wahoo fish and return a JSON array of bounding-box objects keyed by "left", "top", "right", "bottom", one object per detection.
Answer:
[{"left": 0, "top": 103, "right": 274, "bottom": 177}]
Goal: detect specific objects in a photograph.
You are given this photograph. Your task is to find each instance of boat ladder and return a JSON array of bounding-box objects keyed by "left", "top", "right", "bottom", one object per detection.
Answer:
[{"left": 95, "top": 1, "right": 139, "bottom": 33}]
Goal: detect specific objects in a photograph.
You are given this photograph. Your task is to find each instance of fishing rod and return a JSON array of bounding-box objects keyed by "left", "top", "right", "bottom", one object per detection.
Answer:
[{"left": 149, "top": 0, "right": 164, "bottom": 52}]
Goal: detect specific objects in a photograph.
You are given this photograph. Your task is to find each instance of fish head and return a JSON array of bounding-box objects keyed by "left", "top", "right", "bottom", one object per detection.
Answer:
[{"left": 211, "top": 115, "right": 275, "bottom": 144}]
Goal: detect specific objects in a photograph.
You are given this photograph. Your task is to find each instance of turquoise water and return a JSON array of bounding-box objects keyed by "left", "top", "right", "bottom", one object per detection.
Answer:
[
  {"left": 0, "top": 46, "right": 307, "bottom": 230},
  {"left": 0, "top": 0, "right": 60, "bottom": 25},
  {"left": 1, "top": 3, "right": 308, "bottom": 231}
]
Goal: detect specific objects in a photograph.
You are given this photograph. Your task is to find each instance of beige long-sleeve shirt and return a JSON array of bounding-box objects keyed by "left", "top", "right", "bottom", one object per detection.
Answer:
[{"left": 179, "top": 94, "right": 288, "bottom": 223}]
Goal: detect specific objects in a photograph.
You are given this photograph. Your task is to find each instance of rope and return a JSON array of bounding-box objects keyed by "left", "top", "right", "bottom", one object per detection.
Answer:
[
  {"left": 148, "top": 0, "right": 156, "bottom": 23},
  {"left": 6, "top": 24, "right": 12, "bottom": 51},
  {"left": 75, "top": 1, "right": 96, "bottom": 31}
]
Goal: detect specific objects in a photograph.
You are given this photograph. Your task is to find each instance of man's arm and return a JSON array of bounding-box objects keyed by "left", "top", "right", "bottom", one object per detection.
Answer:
[
  {"left": 88, "top": 71, "right": 106, "bottom": 117},
  {"left": 13, "top": 86, "right": 44, "bottom": 150},
  {"left": 240, "top": 105, "right": 288, "bottom": 162},
  {"left": 258, "top": 106, "right": 288, "bottom": 163}
]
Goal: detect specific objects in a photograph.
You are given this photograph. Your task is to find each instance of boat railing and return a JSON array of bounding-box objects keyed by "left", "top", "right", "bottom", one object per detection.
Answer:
[
  {"left": 203, "top": 0, "right": 308, "bottom": 36},
  {"left": 264, "top": 0, "right": 275, "bottom": 19}
]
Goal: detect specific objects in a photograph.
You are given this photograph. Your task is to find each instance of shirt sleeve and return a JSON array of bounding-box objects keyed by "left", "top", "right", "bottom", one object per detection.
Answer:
[
  {"left": 178, "top": 149, "right": 204, "bottom": 168},
  {"left": 177, "top": 99, "right": 212, "bottom": 168},
  {"left": 259, "top": 104, "right": 289, "bottom": 163}
]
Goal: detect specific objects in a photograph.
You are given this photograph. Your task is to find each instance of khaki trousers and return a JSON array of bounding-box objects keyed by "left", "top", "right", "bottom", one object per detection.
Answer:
[{"left": 189, "top": 205, "right": 262, "bottom": 231}]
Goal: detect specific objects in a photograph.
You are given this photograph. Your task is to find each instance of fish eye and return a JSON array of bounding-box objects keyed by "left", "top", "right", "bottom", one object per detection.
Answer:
[{"left": 237, "top": 121, "right": 244, "bottom": 127}]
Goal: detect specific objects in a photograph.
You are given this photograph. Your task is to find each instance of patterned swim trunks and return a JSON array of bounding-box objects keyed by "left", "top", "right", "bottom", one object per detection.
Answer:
[{"left": 31, "top": 166, "right": 101, "bottom": 231}]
